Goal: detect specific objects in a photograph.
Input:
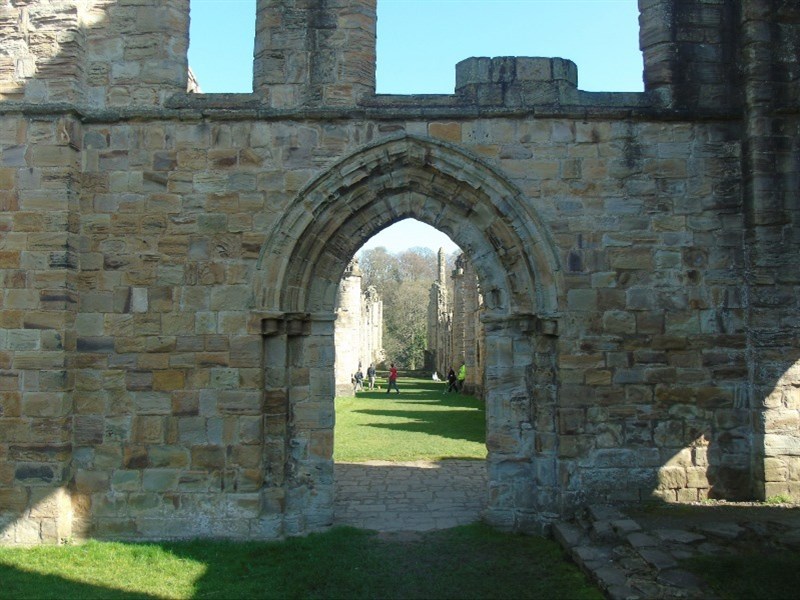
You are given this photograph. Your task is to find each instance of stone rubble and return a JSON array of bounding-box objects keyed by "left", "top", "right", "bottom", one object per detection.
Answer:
[{"left": 554, "top": 503, "right": 800, "bottom": 600}]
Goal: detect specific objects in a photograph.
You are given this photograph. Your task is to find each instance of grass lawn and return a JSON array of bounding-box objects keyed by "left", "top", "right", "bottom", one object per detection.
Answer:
[
  {"left": 334, "top": 376, "right": 487, "bottom": 462},
  {"left": 0, "top": 524, "right": 602, "bottom": 600}
]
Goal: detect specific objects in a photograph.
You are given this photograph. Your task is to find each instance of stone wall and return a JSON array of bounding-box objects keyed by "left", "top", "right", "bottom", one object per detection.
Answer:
[
  {"left": 430, "top": 253, "right": 484, "bottom": 396},
  {"left": 0, "top": 0, "right": 797, "bottom": 544},
  {"left": 333, "top": 259, "right": 383, "bottom": 395}
]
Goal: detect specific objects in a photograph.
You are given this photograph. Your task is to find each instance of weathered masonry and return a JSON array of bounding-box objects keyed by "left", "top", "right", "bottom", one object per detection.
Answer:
[
  {"left": 0, "top": 0, "right": 798, "bottom": 544},
  {"left": 427, "top": 251, "right": 485, "bottom": 396},
  {"left": 333, "top": 258, "right": 383, "bottom": 396}
]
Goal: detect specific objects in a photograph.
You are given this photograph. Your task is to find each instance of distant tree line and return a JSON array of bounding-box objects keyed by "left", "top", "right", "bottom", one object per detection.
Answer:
[{"left": 358, "top": 246, "right": 455, "bottom": 370}]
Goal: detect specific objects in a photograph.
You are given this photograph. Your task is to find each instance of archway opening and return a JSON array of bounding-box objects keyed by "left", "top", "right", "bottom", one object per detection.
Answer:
[
  {"left": 254, "top": 135, "right": 562, "bottom": 533},
  {"left": 332, "top": 219, "right": 488, "bottom": 531}
]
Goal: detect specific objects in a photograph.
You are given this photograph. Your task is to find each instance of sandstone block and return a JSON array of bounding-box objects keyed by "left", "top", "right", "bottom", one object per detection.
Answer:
[
  {"left": 141, "top": 469, "right": 180, "bottom": 493},
  {"left": 133, "top": 416, "right": 164, "bottom": 444},
  {"left": 428, "top": 122, "right": 461, "bottom": 142},
  {"left": 191, "top": 445, "right": 226, "bottom": 470},
  {"left": 111, "top": 470, "right": 141, "bottom": 492},
  {"left": 152, "top": 370, "right": 184, "bottom": 391},
  {"left": 657, "top": 465, "right": 689, "bottom": 490}
]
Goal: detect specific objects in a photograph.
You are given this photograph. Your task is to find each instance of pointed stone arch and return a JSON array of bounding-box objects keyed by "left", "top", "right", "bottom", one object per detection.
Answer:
[
  {"left": 255, "top": 134, "right": 561, "bottom": 318},
  {"left": 252, "top": 134, "right": 564, "bottom": 533}
]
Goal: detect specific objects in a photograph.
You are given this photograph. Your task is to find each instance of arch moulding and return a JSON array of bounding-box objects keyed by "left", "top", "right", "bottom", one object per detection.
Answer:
[{"left": 253, "top": 134, "right": 562, "bottom": 320}]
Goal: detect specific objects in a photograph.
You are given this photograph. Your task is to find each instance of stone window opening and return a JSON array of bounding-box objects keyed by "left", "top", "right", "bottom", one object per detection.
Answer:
[
  {"left": 188, "top": 0, "right": 257, "bottom": 93},
  {"left": 375, "top": 0, "right": 643, "bottom": 94}
]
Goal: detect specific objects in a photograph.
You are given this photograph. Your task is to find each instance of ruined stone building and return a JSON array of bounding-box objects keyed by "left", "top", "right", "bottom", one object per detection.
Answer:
[
  {"left": 0, "top": 1, "right": 798, "bottom": 544},
  {"left": 333, "top": 259, "right": 383, "bottom": 395},
  {"left": 427, "top": 249, "right": 484, "bottom": 396},
  {"left": 451, "top": 254, "right": 485, "bottom": 397},
  {"left": 426, "top": 248, "right": 452, "bottom": 378}
]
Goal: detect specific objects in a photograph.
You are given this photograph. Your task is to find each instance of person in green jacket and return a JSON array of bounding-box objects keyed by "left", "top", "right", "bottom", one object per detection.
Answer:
[{"left": 457, "top": 361, "right": 466, "bottom": 393}]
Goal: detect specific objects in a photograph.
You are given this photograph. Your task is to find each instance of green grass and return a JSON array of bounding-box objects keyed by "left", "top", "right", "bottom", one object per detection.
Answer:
[
  {"left": 0, "top": 540, "right": 203, "bottom": 599},
  {"left": 334, "top": 377, "right": 487, "bottom": 462},
  {"left": 0, "top": 524, "right": 602, "bottom": 600},
  {"left": 688, "top": 552, "right": 800, "bottom": 600},
  {"left": 765, "top": 494, "right": 792, "bottom": 504}
]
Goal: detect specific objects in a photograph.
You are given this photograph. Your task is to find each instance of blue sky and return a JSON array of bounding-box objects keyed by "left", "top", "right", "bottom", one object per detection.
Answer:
[{"left": 188, "top": 0, "right": 642, "bottom": 252}]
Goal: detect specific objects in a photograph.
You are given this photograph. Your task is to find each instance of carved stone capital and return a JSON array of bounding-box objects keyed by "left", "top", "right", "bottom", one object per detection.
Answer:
[{"left": 248, "top": 311, "right": 313, "bottom": 336}]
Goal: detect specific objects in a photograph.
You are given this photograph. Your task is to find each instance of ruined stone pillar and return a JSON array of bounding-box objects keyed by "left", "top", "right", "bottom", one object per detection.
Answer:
[
  {"left": 334, "top": 260, "right": 362, "bottom": 395},
  {"left": 257, "top": 312, "right": 335, "bottom": 536},
  {"left": 455, "top": 56, "right": 578, "bottom": 107},
  {"left": 741, "top": 0, "right": 800, "bottom": 500},
  {"left": 447, "top": 254, "right": 483, "bottom": 395},
  {"left": 426, "top": 248, "right": 449, "bottom": 375},
  {"left": 450, "top": 256, "right": 467, "bottom": 370},
  {"left": 83, "top": 0, "right": 190, "bottom": 107},
  {"left": 482, "top": 313, "right": 555, "bottom": 532},
  {"left": 0, "top": 1, "right": 85, "bottom": 103},
  {"left": 638, "top": 0, "right": 740, "bottom": 111},
  {"left": 253, "top": 0, "right": 376, "bottom": 108},
  {"left": 362, "top": 286, "right": 382, "bottom": 368}
]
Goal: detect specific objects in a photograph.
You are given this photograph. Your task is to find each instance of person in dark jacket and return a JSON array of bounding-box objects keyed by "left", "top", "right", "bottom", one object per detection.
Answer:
[{"left": 445, "top": 367, "right": 457, "bottom": 393}]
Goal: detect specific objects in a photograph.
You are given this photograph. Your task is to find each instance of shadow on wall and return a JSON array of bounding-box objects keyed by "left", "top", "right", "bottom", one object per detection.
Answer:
[
  {"left": 0, "top": 2, "right": 190, "bottom": 106},
  {"left": 577, "top": 354, "right": 800, "bottom": 506}
]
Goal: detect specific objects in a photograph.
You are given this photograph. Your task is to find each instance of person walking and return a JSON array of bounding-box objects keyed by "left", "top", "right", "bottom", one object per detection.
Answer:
[
  {"left": 367, "top": 363, "right": 376, "bottom": 390},
  {"left": 457, "top": 361, "right": 467, "bottom": 393},
  {"left": 445, "top": 367, "right": 457, "bottom": 393},
  {"left": 386, "top": 363, "right": 400, "bottom": 394},
  {"left": 353, "top": 367, "right": 364, "bottom": 394}
]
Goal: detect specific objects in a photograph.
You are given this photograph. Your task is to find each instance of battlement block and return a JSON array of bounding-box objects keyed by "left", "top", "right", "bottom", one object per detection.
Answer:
[{"left": 455, "top": 57, "right": 578, "bottom": 106}]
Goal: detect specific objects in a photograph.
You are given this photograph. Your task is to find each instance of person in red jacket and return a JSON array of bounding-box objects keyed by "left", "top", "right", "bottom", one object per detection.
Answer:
[{"left": 386, "top": 363, "right": 400, "bottom": 394}]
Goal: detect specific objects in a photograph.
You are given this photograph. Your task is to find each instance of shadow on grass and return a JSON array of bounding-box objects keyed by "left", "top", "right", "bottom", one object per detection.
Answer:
[
  {"left": 627, "top": 501, "right": 800, "bottom": 599},
  {"left": 0, "top": 564, "right": 159, "bottom": 600},
  {"left": 161, "top": 524, "right": 602, "bottom": 599},
  {"left": 348, "top": 382, "right": 485, "bottom": 444},
  {"left": 355, "top": 408, "right": 485, "bottom": 444},
  {"left": 0, "top": 525, "right": 601, "bottom": 600}
]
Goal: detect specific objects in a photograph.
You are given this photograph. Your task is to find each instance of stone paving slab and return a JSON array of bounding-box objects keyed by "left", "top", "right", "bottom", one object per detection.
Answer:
[{"left": 334, "top": 460, "right": 487, "bottom": 532}]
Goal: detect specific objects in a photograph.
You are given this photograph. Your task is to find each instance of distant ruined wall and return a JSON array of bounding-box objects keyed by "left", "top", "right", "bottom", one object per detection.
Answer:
[
  {"left": 426, "top": 248, "right": 450, "bottom": 377},
  {"left": 432, "top": 253, "right": 484, "bottom": 396},
  {"left": 0, "top": 0, "right": 797, "bottom": 544},
  {"left": 360, "top": 285, "right": 383, "bottom": 370},
  {"left": 334, "top": 259, "right": 383, "bottom": 395}
]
